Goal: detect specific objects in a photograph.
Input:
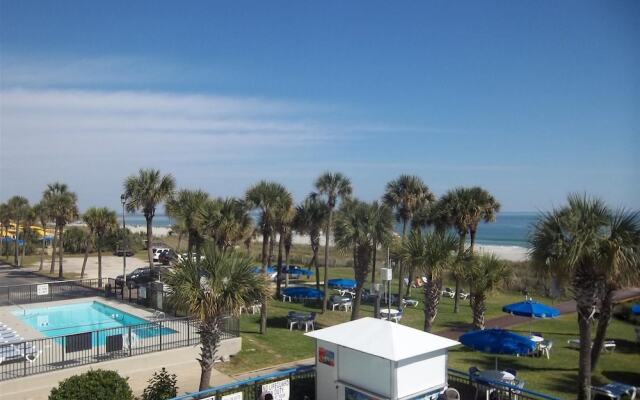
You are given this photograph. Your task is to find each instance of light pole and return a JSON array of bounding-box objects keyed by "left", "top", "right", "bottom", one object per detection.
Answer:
[{"left": 120, "top": 194, "right": 127, "bottom": 289}]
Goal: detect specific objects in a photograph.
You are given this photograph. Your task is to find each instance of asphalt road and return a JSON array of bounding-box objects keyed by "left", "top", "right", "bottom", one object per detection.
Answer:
[{"left": 0, "top": 261, "right": 52, "bottom": 287}]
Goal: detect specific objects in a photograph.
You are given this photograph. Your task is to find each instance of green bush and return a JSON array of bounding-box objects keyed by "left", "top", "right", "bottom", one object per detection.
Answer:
[
  {"left": 49, "top": 369, "right": 134, "bottom": 400},
  {"left": 141, "top": 368, "right": 178, "bottom": 400},
  {"left": 63, "top": 227, "right": 89, "bottom": 254}
]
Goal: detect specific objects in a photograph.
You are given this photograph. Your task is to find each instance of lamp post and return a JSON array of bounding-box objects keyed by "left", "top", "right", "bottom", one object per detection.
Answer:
[{"left": 120, "top": 194, "right": 127, "bottom": 289}]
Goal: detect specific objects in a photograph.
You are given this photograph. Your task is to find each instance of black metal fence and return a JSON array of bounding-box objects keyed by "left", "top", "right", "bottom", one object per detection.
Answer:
[
  {"left": 171, "top": 365, "right": 316, "bottom": 400},
  {"left": 0, "top": 316, "right": 239, "bottom": 381},
  {"left": 0, "top": 278, "right": 108, "bottom": 306}
]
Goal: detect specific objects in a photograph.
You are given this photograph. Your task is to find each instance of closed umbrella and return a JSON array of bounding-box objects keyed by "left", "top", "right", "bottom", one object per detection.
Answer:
[{"left": 459, "top": 329, "right": 536, "bottom": 369}]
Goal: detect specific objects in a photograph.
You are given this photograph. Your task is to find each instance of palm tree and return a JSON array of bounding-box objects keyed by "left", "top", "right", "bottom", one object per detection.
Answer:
[
  {"left": 32, "top": 202, "right": 50, "bottom": 271},
  {"left": 83, "top": 207, "right": 118, "bottom": 284},
  {"left": 466, "top": 187, "right": 501, "bottom": 253},
  {"left": 166, "top": 189, "right": 209, "bottom": 258},
  {"left": 436, "top": 188, "right": 474, "bottom": 313},
  {"left": 44, "top": 183, "right": 79, "bottom": 278},
  {"left": 163, "top": 245, "right": 268, "bottom": 391},
  {"left": 370, "top": 201, "right": 394, "bottom": 285},
  {"left": 245, "top": 181, "right": 291, "bottom": 334},
  {"left": 383, "top": 175, "right": 435, "bottom": 302},
  {"left": 200, "top": 198, "right": 253, "bottom": 252},
  {"left": 274, "top": 199, "right": 294, "bottom": 299},
  {"left": 20, "top": 206, "right": 35, "bottom": 267},
  {"left": 294, "top": 197, "right": 328, "bottom": 290},
  {"left": 314, "top": 172, "right": 352, "bottom": 312},
  {"left": 334, "top": 200, "right": 393, "bottom": 320},
  {"left": 590, "top": 209, "right": 640, "bottom": 370},
  {"left": 124, "top": 169, "right": 176, "bottom": 267},
  {"left": 0, "top": 203, "right": 11, "bottom": 259},
  {"left": 466, "top": 254, "right": 510, "bottom": 330},
  {"left": 399, "top": 231, "right": 458, "bottom": 331},
  {"left": 6, "top": 196, "right": 29, "bottom": 266},
  {"left": 530, "top": 194, "right": 611, "bottom": 400}
]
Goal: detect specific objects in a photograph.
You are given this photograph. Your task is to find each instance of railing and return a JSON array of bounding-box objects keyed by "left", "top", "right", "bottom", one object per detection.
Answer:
[
  {"left": 447, "top": 368, "right": 561, "bottom": 400},
  {"left": 0, "top": 316, "right": 238, "bottom": 381},
  {"left": 171, "top": 365, "right": 316, "bottom": 400},
  {"left": 0, "top": 278, "right": 108, "bottom": 306},
  {"left": 170, "top": 367, "right": 560, "bottom": 400}
]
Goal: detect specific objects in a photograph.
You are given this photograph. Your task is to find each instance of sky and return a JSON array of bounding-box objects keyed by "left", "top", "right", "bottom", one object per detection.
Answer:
[{"left": 1, "top": 1, "right": 638, "bottom": 212}]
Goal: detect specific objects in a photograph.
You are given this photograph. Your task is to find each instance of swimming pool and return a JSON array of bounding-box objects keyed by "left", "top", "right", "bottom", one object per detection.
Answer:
[{"left": 12, "top": 301, "right": 176, "bottom": 345}]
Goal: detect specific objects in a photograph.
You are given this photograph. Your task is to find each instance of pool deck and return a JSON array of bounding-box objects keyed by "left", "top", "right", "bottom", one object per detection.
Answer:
[{"left": 0, "top": 344, "right": 236, "bottom": 399}]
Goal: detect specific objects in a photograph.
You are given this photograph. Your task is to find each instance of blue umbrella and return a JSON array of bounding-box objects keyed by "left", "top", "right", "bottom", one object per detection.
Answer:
[
  {"left": 283, "top": 266, "right": 314, "bottom": 277},
  {"left": 632, "top": 304, "right": 640, "bottom": 315},
  {"left": 459, "top": 329, "right": 536, "bottom": 369},
  {"left": 252, "top": 266, "right": 276, "bottom": 274},
  {"left": 282, "top": 287, "right": 324, "bottom": 300},
  {"left": 503, "top": 300, "right": 560, "bottom": 318},
  {"left": 327, "top": 278, "right": 356, "bottom": 289}
]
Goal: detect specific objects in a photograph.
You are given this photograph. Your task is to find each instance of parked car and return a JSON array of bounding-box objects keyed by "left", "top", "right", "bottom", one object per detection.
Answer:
[
  {"left": 114, "top": 248, "right": 134, "bottom": 257},
  {"left": 115, "top": 267, "right": 161, "bottom": 288},
  {"left": 158, "top": 249, "right": 179, "bottom": 265},
  {"left": 152, "top": 247, "right": 171, "bottom": 262}
]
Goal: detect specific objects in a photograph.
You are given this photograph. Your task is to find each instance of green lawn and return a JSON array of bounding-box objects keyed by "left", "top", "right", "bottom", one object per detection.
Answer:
[{"left": 217, "top": 267, "right": 640, "bottom": 399}]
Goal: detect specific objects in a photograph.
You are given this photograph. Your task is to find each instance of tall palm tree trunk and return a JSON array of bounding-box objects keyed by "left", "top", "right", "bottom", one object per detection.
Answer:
[
  {"left": 198, "top": 319, "right": 222, "bottom": 391},
  {"left": 397, "top": 221, "right": 407, "bottom": 307},
  {"left": 58, "top": 225, "right": 65, "bottom": 278},
  {"left": 146, "top": 215, "right": 154, "bottom": 267},
  {"left": 39, "top": 223, "right": 46, "bottom": 271},
  {"left": 575, "top": 266, "right": 597, "bottom": 400},
  {"left": 371, "top": 241, "right": 377, "bottom": 284},
  {"left": 50, "top": 225, "right": 58, "bottom": 273},
  {"left": 322, "top": 211, "right": 333, "bottom": 313},
  {"left": 3, "top": 227, "right": 9, "bottom": 259},
  {"left": 14, "top": 220, "right": 20, "bottom": 266},
  {"left": 80, "top": 237, "right": 90, "bottom": 277},
  {"left": 423, "top": 277, "right": 442, "bottom": 332},
  {"left": 260, "top": 231, "right": 269, "bottom": 334},
  {"left": 20, "top": 227, "right": 28, "bottom": 267},
  {"left": 284, "top": 237, "right": 291, "bottom": 289},
  {"left": 97, "top": 241, "right": 103, "bottom": 288},
  {"left": 351, "top": 246, "right": 369, "bottom": 321},
  {"left": 276, "top": 231, "right": 284, "bottom": 299},
  {"left": 591, "top": 286, "right": 614, "bottom": 370},
  {"left": 469, "top": 228, "right": 477, "bottom": 253},
  {"left": 471, "top": 293, "right": 486, "bottom": 330},
  {"left": 176, "top": 231, "right": 182, "bottom": 252},
  {"left": 453, "top": 231, "right": 466, "bottom": 313}
]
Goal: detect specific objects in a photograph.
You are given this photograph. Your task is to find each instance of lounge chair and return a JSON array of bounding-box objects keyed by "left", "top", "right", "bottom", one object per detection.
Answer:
[
  {"left": 402, "top": 298, "right": 419, "bottom": 307},
  {"left": 539, "top": 340, "right": 553, "bottom": 359},
  {"left": 567, "top": 339, "right": 616, "bottom": 352},
  {"left": 442, "top": 288, "right": 455, "bottom": 298},
  {"left": 149, "top": 310, "right": 165, "bottom": 320},
  {"left": 591, "top": 382, "right": 637, "bottom": 400},
  {"left": 458, "top": 290, "right": 470, "bottom": 300}
]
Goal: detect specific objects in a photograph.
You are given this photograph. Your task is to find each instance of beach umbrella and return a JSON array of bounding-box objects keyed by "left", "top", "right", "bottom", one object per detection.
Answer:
[
  {"left": 503, "top": 299, "right": 560, "bottom": 334},
  {"left": 503, "top": 300, "right": 560, "bottom": 318},
  {"left": 459, "top": 329, "right": 536, "bottom": 369},
  {"left": 632, "top": 304, "right": 640, "bottom": 315},
  {"left": 327, "top": 278, "right": 356, "bottom": 289},
  {"left": 282, "top": 287, "right": 324, "bottom": 300}
]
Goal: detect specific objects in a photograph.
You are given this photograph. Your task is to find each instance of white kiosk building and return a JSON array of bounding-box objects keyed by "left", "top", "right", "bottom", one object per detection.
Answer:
[{"left": 305, "top": 317, "right": 459, "bottom": 400}]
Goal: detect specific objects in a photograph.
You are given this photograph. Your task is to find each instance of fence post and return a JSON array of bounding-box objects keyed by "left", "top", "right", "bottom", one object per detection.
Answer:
[
  {"left": 128, "top": 326, "right": 132, "bottom": 357},
  {"left": 23, "top": 342, "right": 27, "bottom": 377},
  {"left": 159, "top": 321, "right": 163, "bottom": 351}
]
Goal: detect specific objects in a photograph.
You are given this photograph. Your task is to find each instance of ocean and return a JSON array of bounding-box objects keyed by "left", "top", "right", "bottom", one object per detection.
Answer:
[{"left": 125, "top": 211, "right": 537, "bottom": 249}]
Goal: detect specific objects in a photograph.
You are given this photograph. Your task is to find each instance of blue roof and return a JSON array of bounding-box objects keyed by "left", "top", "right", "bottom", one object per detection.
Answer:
[
  {"left": 459, "top": 329, "right": 536, "bottom": 356},
  {"left": 502, "top": 300, "right": 560, "bottom": 318}
]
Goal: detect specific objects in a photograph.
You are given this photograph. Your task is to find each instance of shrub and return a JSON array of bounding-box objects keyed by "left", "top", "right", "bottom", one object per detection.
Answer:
[
  {"left": 49, "top": 369, "right": 134, "bottom": 400},
  {"left": 141, "top": 368, "right": 178, "bottom": 400},
  {"left": 63, "top": 227, "right": 89, "bottom": 254}
]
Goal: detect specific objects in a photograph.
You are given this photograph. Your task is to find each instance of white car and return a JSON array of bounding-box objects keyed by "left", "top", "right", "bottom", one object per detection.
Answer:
[{"left": 152, "top": 248, "right": 170, "bottom": 262}]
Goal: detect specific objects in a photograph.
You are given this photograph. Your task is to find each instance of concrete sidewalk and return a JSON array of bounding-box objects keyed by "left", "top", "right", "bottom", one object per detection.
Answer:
[{"left": 0, "top": 346, "right": 235, "bottom": 400}]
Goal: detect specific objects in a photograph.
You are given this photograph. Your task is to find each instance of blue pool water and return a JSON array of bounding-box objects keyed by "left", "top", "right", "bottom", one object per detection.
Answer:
[{"left": 13, "top": 301, "right": 175, "bottom": 345}]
